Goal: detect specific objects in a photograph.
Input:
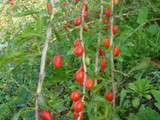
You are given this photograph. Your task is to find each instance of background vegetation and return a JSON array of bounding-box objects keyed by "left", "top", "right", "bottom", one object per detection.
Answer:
[{"left": 0, "top": 0, "right": 160, "bottom": 119}]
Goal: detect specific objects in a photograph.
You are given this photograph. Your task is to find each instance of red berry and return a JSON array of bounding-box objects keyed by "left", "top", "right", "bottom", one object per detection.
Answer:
[
  {"left": 82, "top": 26, "right": 89, "bottom": 32},
  {"left": 103, "top": 19, "right": 108, "bottom": 25},
  {"left": 74, "top": 112, "right": 84, "bottom": 120},
  {"left": 47, "top": 3, "right": 53, "bottom": 16},
  {"left": 84, "top": 11, "right": 88, "bottom": 20},
  {"left": 68, "top": 21, "right": 73, "bottom": 28},
  {"left": 112, "top": 25, "right": 119, "bottom": 35},
  {"left": 53, "top": 55, "right": 62, "bottom": 69},
  {"left": 75, "top": 70, "right": 84, "bottom": 85},
  {"left": 85, "top": 4, "right": 88, "bottom": 11},
  {"left": 85, "top": 79, "right": 94, "bottom": 90},
  {"left": 62, "top": 2, "right": 70, "bottom": 8},
  {"left": 106, "top": 7, "right": 111, "bottom": 18},
  {"left": 74, "top": 46, "right": 84, "bottom": 57},
  {"left": 105, "top": 92, "right": 113, "bottom": 102},
  {"left": 70, "top": 91, "right": 81, "bottom": 102},
  {"left": 9, "top": 0, "right": 15, "bottom": 5},
  {"left": 100, "top": 59, "right": 107, "bottom": 73},
  {"left": 99, "top": 49, "right": 105, "bottom": 56},
  {"left": 74, "top": 16, "right": 81, "bottom": 26},
  {"left": 113, "top": 47, "right": 121, "bottom": 57},
  {"left": 74, "top": 39, "right": 81, "bottom": 48},
  {"left": 75, "top": 0, "right": 80, "bottom": 3},
  {"left": 104, "top": 38, "right": 110, "bottom": 49},
  {"left": 73, "top": 101, "right": 84, "bottom": 113},
  {"left": 40, "top": 111, "right": 53, "bottom": 120}
]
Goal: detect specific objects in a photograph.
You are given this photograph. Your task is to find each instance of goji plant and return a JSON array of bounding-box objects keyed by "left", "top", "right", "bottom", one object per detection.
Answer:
[{"left": 1, "top": 0, "right": 160, "bottom": 120}]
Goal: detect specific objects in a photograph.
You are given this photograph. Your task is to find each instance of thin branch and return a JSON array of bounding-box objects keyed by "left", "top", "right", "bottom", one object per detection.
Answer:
[
  {"left": 81, "top": 4, "right": 87, "bottom": 103},
  {"left": 114, "top": 69, "right": 129, "bottom": 77},
  {"left": 93, "top": 0, "right": 103, "bottom": 114},
  {"left": 94, "top": 0, "right": 103, "bottom": 86},
  {"left": 124, "top": 18, "right": 160, "bottom": 41},
  {"left": 35, "top": 1, "right": 55, "bottom": 119},
  {"left": 35, "top": 23, "right": 52, "bottom": 120},
  {"left": 110, "top": 0, "right": 116, "bottom": 120},
  {"left": 78, "top": 1, "right": 87, "bottom": 120}
]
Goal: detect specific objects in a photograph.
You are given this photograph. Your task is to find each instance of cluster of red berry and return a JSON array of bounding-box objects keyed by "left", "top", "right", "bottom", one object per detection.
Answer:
[
  {"left": 71, "top": 2, "right": 94, "bottom": 119},
  {"left": 40, "top": 0, "right": 121, "bottom": 119},
  {"left": 99, "top": 0, "right": 121, "bottom": 103},
  {"left": 63, "top": 1, "right": 89, "bottom": 33}
]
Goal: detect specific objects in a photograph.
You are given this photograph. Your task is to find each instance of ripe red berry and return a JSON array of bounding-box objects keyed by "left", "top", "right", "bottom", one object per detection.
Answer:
[
  {"left": 47, "top": 3, "right": 53, "bottom": 16},
  {"left": 73, "top": 101, "right": 84, "bottom": 113},
  {"left": 53, "top": 55, "right": 62, "bottom": 69},
  {"left": 9, "top": 0, "right": 15, "bottom": 5},
  {"left": 100, "top": 59, "right": 107, "bottom": 73},
  {"left": 104, "top": 38, "right": 110, "bottom": 49},
  {"left": 85, "top": 79, "right": 94, "bottom": 90},
  {"left": 75, "top": 70, "right": 84, "bottom": 85},
  {"left": 74, "top": 46, "right": 84, "bottom": 57},
  {"left": 70, "top": 91, "right": 81, "bottom": 102},
  {"left": 74, "top": 16, "right": 81, "bottom": 26},
  {"left": 85, "top": 4, "right": 88, "bottom": 11},
  {"left": 40, "top": 111, "right": 53, "bottom": 120},
  {"left": 68, "top": 21, "right": 73, "bottom": 28},
  {"left": 75, "top": 0, "right": 80, "bottom": 3},
  {"left": 106, "top": 7, "right": 111, "bottom": 18},
  {"left": 74, "top": 39, "right": 81, "bottom": 48},
  {"left": 113, "top": 47, "right": 121, "bottom": 57},
  {"left": 74, "top": 112, "right": 84, "bottom": 120},
  {"left": 112, "top": 25, "right": 119, "bottom": 35},
  {"left": 84, "top": 11, "right": 88, "bottom": 20},
  {"left": 99, "top": 49, "right": 105, "bottom": 56},
  {"left": 103, "top": 19, "right": 108, "bottom": 25},
  {"left": 62, "top": 2, "right": 70, "bottom": 8},
  {"left": 105, "top": 92, "right": 113, "bottom": 102},
  {"left": 82, "top": 26, "right": 89, "bottom": 32}
]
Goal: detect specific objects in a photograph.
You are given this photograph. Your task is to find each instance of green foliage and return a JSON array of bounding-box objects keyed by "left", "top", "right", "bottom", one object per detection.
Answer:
[{"left": 128, "top": 107, "right": 160, "bottom": 120}]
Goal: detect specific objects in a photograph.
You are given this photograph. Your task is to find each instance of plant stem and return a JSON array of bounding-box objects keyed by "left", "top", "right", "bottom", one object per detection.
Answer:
[
  {"left": 81, "top": 3, "right": 86, "bottom": 103},
  {"left": 35, "top": 0, "right": 55, "bottom": 119},
  {"left": 35, "top": 23, "right": 52, "bottom": 120},
  {"left": 94, "top": 0, "right": 103, "bottom": 86},
  {"left": 78, "top": 1, "right": 87, "bottom": 120},
  {"left": 110, "top": 0, "right": 116, "bottom": 120},
  {"left": 93, "top": 0, "right": 103, "bottom": 114}
]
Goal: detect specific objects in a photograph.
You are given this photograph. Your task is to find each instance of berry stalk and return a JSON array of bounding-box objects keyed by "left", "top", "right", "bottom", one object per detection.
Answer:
[
  {"left": 77, "top": 1, "right": 88, "bottom": 120},
  {"left": 80, "top": 3, "right": 87, "bottom": 102},
  {"left": 110, "top": 0, "right": 116, "bottom": 119},
  {"left": 94, "top": 0, "right": 103, "bottom": 86}
]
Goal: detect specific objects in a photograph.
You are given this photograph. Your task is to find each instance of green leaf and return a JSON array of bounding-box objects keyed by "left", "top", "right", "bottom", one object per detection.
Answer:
[
  {"left": 128, "top": 107, "right": 160, "bottom": 120},
  {"left": 132, "top": 97, "right": 140, "bottom": 108},
  {"left": 152, "top": 90, "right": 160, "bottom": 109},
  {"left": 147, "top": 25, "right": 160, "bottom": 35},
  {"left": 137, "top": 7, "right": 148, "bottom": 24},
  {"left": 11, "top": 111, "right": 21, "bottom": 120},
  {"left": 129, "top": 58, "right": 151, "bottom": 73}
]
